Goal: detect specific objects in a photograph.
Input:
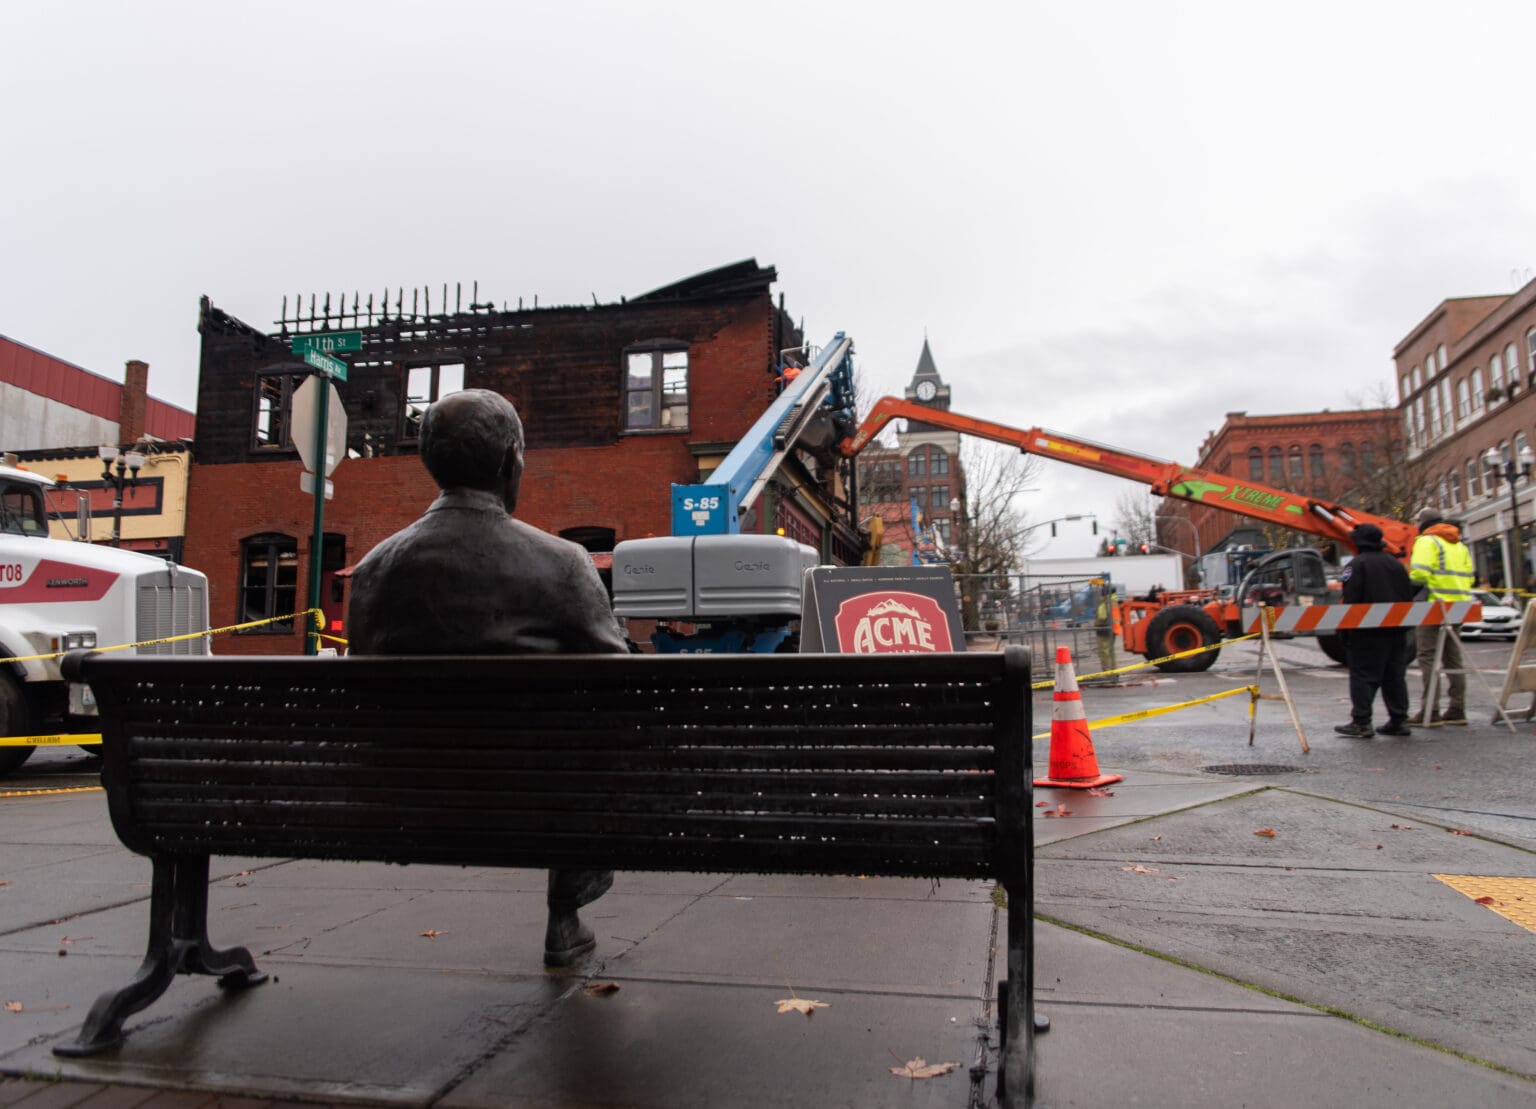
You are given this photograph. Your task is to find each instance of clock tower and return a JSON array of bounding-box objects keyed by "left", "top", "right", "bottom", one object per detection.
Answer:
[
  {"left": 853, "top": 336, "right": 966, "bottom": 567},
  {"left": 904, "top": 337, "right": 950, "bottom": 416}
]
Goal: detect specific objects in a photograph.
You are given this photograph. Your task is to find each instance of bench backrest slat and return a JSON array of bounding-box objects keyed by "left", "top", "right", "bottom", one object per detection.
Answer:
[{"left": 76, "top": 649, "right": 1032, "bottom": 881}]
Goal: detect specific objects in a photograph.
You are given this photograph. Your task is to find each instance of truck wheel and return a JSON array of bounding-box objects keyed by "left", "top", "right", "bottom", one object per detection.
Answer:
[
  {"left": 0, "top": 673, "right": 36, "bottom": 776},
  {"left": 1317, "top": 634, "right": 1348, "bottom": 666},
  {"left": 1146, "top": 606, "right": 1221, "bottom": 673}
]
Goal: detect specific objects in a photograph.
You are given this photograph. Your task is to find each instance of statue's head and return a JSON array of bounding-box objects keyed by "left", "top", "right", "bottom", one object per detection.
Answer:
[{"left": 420, "top": 389, "right": 525, "bottom": 512}]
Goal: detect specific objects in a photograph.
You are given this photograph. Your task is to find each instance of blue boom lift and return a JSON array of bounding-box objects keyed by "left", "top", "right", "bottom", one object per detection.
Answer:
[{"left": 611, "top": 334, "right": 859, "bottom": 652}]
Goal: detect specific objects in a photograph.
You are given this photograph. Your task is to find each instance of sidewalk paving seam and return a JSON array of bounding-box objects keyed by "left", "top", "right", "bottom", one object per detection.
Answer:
[{"left": 1037, "top": 914, "right": 1536, "bottom": 1085}]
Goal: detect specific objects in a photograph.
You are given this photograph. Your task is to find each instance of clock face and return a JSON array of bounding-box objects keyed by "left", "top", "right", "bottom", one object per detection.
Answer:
[{"left": 915, "top": 380, "right": 937, "bottom": 401}]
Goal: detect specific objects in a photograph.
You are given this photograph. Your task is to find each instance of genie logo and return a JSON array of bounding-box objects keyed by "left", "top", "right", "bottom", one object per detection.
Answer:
[{"left": 833, "top": 592, "right": 953, "bottom": 653}]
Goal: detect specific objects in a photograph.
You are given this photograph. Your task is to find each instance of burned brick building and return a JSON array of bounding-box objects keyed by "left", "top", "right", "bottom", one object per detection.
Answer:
[{"left": 185, "top": 260, "right": 862, "bottom": 654}]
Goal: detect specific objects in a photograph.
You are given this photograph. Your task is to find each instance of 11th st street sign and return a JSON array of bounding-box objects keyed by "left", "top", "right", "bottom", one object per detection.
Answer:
[
  {"left": 291, "top": 331, "right": 362, "bottom": 353},
  {"left": 291, "top": 331, "right": 360, "bottom": 381}
]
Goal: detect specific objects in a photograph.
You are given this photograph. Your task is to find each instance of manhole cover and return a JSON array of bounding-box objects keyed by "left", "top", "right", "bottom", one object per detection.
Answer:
[{"left": 1202, "top": 763, "right": 1301, "bottom": 776}]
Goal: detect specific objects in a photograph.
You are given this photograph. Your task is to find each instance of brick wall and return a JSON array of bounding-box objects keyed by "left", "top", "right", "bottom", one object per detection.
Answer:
[{"left": 185, "top": 268, "right": 822, "bottom": 656}]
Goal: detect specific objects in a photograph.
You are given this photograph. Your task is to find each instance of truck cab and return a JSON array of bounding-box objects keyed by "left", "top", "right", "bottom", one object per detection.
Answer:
[
  {"left": 1235, "top": 548, "right": 1334, "bottom": 609},
  {"left": 0, "top": 468, "right": 49, "bottom": 538}
]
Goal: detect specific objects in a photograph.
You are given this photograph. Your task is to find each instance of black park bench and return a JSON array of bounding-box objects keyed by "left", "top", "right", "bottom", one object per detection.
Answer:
[{"left": 55, "top": 647, "right": 1039, "bottom": 1104}]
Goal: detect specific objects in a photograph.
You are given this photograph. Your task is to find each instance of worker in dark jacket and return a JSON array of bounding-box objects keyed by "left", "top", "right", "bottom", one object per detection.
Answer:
[
  {"left": 347, "top": 389, "right": 628, "bottom": 966},
  {"left": 1334, "top": 523, "right": 1418, "bottom": 738}
]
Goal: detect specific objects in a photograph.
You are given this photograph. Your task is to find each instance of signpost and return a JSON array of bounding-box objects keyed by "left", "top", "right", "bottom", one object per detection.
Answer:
[{"left": 289, "top": 335, "right": 357, "bottom": 653}]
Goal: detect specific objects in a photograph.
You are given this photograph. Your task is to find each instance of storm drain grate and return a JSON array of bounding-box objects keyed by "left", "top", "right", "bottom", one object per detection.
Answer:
[{"left": 1202, "top": 763, "right": 1301, "bottom": 776}]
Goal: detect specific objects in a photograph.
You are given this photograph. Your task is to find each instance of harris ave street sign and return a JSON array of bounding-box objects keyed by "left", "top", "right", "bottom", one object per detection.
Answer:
[{"left": 298, "top": 348, "right": 347, "bottom": 379}]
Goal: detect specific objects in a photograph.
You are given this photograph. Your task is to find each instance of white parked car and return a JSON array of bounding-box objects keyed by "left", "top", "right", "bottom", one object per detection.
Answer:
[{"left": 1459, "top": 590, "right": 1523, "bottom": 640}]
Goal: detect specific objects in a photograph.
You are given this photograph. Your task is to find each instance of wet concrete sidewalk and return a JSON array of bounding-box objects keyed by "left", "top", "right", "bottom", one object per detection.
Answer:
[{"left": 3, "top": 768, "right": 1535, "bottom": 1107}]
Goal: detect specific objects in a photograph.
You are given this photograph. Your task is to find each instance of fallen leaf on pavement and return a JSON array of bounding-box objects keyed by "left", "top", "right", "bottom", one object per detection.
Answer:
[
  {"left": 3, "top": 1001, "right": 21, "bottom": 1013},
  {"left": 1473, "top": 896, "right": 1503, "bottom": 906},
  {"left": 1086, "top": 787, "right": 1115, "bottom": 797},
  {"left": 420, "top": 929, "right": 446, "bottom": 938},
  {"left": 1121, "top": 864, "right": 1159, "bottom": 875},
  {"left": 1035, "top": 801, "right": 1050, "bottom": 808},
  {"left": 890, "top": 1057, "right": 960, "bottom": 1079},
  {"left": 1448, "top": 829, "right": 1472, "bottom": 836},
  {"left": 1375, "top": 845, "right": 1383, "bottom": 850},
  {"left": 1040, "top": 803, "right": 1072, "bottom": 818},
  {"left": 1389, "top": 824, "right": 1414, "bottom": 831},
  {"left": 775, "top": 997, "right": 829, "bottom": 1017},
  {"left": 1149, "top": 835, "right": 1162, "bottom": 842},
  {"left": 1253, "top": 828, "right": 1277, "bottom": 837},
  {"left": 583, "top": 981, "right": 621, "bottom": 996}
]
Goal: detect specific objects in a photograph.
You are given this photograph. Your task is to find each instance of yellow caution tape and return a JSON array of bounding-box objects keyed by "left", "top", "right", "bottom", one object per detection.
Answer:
[
  {"left": 1032, "top": 632, "right": 1261, "bottom": 690},
  {"left": 0, "top": 611, "right": 326, "bottom": 749},
  {"left": 1031, "top": 685, "right": 1259, "bottom": 740},
  {"left": 0, "top": 609, "right": 324, "bottom": 666},
  {"left": 0, "top": 733, "right": 101, "bottom": 748}
]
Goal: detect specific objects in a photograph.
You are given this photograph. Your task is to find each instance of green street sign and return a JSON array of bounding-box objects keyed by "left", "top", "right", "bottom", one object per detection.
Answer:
[
  {"left": 291, "top": 331, "right": 362, "bottom": 355},
  {"left": 301, "top": 348, "right": 348, "bottom": 380}
]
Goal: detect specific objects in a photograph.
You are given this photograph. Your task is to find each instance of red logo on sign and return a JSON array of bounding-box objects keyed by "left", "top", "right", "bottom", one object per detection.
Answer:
[{"left": 833, "top": 591, "right": 953, "bottom": 653}]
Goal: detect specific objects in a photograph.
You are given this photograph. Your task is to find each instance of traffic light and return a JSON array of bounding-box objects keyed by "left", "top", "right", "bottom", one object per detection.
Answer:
[{"left": 1138, "top": 542, "right": 1151, "bottom": 555}]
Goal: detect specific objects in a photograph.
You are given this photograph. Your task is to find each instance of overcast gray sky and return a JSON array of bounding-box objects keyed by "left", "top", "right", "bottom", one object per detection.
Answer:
[{"left": 5, "top": 1, "right": 1536, "bottom": 558}]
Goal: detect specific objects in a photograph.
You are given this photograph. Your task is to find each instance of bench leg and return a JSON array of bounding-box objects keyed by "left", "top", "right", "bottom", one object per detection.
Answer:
[
  {"left": 996, "top": 889, "right": 1037, "bottom": 1107},
  {"left": 54, "top": 855, "right": 266, "bottom": 1057}
]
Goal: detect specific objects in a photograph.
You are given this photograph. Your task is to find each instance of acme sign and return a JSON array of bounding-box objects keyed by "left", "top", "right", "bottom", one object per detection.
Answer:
[{"left": 833, "top": 592, "right": 954, "bottom": 654}]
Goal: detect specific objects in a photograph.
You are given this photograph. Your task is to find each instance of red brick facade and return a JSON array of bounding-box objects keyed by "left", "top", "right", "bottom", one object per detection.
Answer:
[
  {"left": 1161, "top": 408, "right": 1398, "bottom": 565},
  {"left": 183, "top": 261, "right": 857, "bottom": 654},
  {"left": 1392, "top": 277, "right": 1536, "bottom": 588}
]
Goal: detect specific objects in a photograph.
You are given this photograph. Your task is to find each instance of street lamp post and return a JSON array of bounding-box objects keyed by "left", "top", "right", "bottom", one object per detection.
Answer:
[
  {"left": 98, "top": 445, "right": 146, "bottom": 548},
  {"left": 1483, "top": 444, "right": 1535, "bottom": 593}
]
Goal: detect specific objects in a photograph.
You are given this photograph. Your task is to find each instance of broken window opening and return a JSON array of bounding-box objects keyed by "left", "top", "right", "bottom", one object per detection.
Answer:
[
  {"left": 402, "top": 362, "right": 466, "bottom": 440},
  {"left": 624, "top": 344, "right": 689, "bottom": 431},
  {"left": 239, "top": 533, "right": 298, "bottom": 631},
  {"left": 253, "top": 372, "right": 305, "bottom": 450}
]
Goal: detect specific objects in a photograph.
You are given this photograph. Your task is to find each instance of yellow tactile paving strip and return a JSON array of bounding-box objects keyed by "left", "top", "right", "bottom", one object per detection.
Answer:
[{"left": 1434, "top": 874, "right": 1536, "bottom": 935}]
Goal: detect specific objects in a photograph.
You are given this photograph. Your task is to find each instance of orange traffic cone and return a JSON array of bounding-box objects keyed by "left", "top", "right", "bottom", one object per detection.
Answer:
[{"left": 1034, "top": 646, "right": 1123, "bottom": 790}]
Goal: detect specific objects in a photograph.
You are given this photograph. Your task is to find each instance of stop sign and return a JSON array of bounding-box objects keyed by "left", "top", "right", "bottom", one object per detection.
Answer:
[{"left": 290, "top": 375, "right": 347, "bottom": 477}]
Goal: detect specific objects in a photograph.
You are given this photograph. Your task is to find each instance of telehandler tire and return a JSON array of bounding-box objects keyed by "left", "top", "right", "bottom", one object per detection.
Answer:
[
  {"left": 0, "top": 673, "right": 36, "bottom": 776},
  {"left": 1146, "top": 606, "right": 1221, "bottom": 673}
]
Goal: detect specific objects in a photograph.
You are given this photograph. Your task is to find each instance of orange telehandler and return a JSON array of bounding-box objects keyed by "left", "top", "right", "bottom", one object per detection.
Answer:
[{"left": 840, "top": 397, "right": 1420, "bottom": 672}]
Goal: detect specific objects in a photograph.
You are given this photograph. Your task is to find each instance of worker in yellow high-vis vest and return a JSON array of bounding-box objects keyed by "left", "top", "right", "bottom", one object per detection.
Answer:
[{"left": 1408, "top": 510, "right": 1475, "bottom": 726}]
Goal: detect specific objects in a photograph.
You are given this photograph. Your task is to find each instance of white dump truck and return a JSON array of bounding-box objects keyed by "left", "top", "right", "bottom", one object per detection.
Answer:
[{"left": 0, "top": 461, "right": 209, "bottom": 775}]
